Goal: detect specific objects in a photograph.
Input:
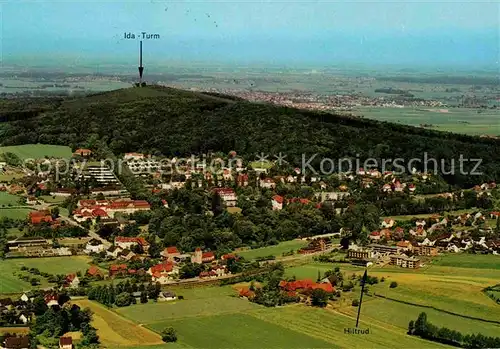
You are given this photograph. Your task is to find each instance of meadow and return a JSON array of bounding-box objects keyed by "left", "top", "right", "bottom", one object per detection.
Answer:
[
  {"left": 73, "top": 299, "right": 164, "bottom": 348},
  {"left": 0, "top": 256, "right": 93, "bottom": 294},
  {"left": 235, "top": 240, "right": 308, "bottom": 260},
  {"left": 0, "top": 208, "right": 33, "bottom": 220},
  {"left": 0, "top": 192, "right": 22, "bottom": 206},
  {"left": 0, "top": 144, "right": 72, "bottom": 160},
  {"left": 353, "top": 107, "right": 500, "bottom": 136}
]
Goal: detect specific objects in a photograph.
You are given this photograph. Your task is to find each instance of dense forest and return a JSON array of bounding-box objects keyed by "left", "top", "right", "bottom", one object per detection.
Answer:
[{"left": 0, "top": 85, "right": 499, "bottom": 188}]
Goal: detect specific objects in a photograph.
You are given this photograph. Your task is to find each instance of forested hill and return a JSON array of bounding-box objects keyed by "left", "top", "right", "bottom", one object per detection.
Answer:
[{"left": 0, "top": 85, "right": 499, "bottom": 187}]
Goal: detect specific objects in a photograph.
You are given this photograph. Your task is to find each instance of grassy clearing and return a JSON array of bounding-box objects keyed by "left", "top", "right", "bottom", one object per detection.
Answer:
[
  {"left": 0, "top": 144, "right": 72, "bottom": 160},
  {"left": 431, "top": 253, "right": 500, "bottom": 270},
  {"left": 249, "top": 305, "right": 447, "bottom": 349},
  {"left": 0, "top": 256, "right": 93, "bottom": 294},
  {"left": 235, "top": 240, "right": 308, "bottom": 260},
  {"left": 354, "top": 107, "right": 500, "bottom": 136},
  {"left": 73, "top": 299, "right": 163, "bottom": 348},
  {"left": 39, "top": 195, "right": 67, "bottom": 204},
  {"left": 116, "top": 288, "right": 258, "bottom": 324},
  {"left": 0, "top": 192, "right": 22, "bottom": 206},
  {"left": 148, "top": 313, "right": 332, "bottom": 349},
  {"left": 339, "top": 298, "right": 500, "bottom": 337},
  {"left": 0, "top": 327, "right": 30, "bottom": 334},
  {"left": 0, "top": 208, "right": 33, "bottom": 220}
]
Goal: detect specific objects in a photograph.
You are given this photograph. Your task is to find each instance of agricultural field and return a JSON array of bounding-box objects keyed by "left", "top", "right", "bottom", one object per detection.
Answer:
[
  {"left": 234, "top": 240, "right": 308, "bottom": 260},
  {"left": 0, "top": 192, "right": 22, "bottom": 206},
  {"left": 0, "top": 144, "right": 72, "bottom": 160},
  {"left": 72, "top": 299, "right": 164, "bottom": 348},
  {"left": 0, "top": 256, "right": 93, "bottom": 294},
  {"left": 116, "top": 286, "right": 258, "bottom": 324},
  {"left": 432, "top": 253, "right": 500, "bottom": 270},
  {"left": 0, "top": 208, "right": 33, "bottom": 220},
  {"left": 353, "top": 107, "right": 500, "bottom": 136},
  {"left": 39, "top": 195, "right": 67, "bottom": 204}
]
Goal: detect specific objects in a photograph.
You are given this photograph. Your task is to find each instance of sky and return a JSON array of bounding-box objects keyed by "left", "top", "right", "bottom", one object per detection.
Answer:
[{"left": 0, "top": 0, "right": 498, "bottom": 68}]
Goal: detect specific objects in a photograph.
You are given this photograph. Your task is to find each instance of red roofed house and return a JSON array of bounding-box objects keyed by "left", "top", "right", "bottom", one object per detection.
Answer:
[
  {"left": 202, "top": 251, "right": 215, "bottom": 263},
  {"left": 44, "top": 293, "right": 59, "bottom": 307},
  {"left": 369, "top": 231, "right": 381, "bottom": 241},
  {"left": 109, "top": 264, "right": 128, "bottom": 277},
  {"left": 191, "top": 248, "right": 216, "bottom": 264},
  {"left": 396, "top": 241, "right": 413, "bottom": 252},
  {"left": 29, "top": 210, "right": 53, "bottom": 225},
  {"left": 73, "top": 148, "right": 92, "bottom": 157},
  {"left": 279, "top": 279, "right": 335, "bottom": 293},
  {"left": 59, "top": 336, "right": 73, "bottom": 349},
  {"left": 162, "top": 246, "right": 181, "bottom": 262},
  {"left": 115, "top": 236, "right": 150, "bottom": 252},
  {"left": 64, "top": 274, "right": 80, "bottom": 289},
  {"left": 147, "top": 262, "right": 177, "bottom": 284},
  {"left": 212, "top": 188, "right": 237, "bottom": 207},
  {"left": 271, "top": 195, "right": 284, "bottom": 211},
  {"left": 237, "top": 174, "right": 249, "bottom": 187},
  {"left": 260, "top": 178, "right": 276, "bottom": 189},
  {"left": 86, "top": 265, "right": 104, "bottom": 279}
]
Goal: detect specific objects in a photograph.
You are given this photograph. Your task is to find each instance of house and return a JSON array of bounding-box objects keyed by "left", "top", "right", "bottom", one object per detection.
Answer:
[
  {"left": 381, "top": 218, "right": 395, "bottom": 228},
  {"left": 162, "top": 246, "right": 181, "bottom": 262},
  {"left": 236, "top": 174, "right": 249, "bottom": 187},
  {"left": 148, "top": 262, "right": 177, "bottom": 284},
  {"left": 26, "top": 196, "right": 38, "bottom": 205},
  {"left": 158, "top": 291, "right": 177, "bottom": 302},
  {"left": 410, "top": 226, "right": 427, "bottom": 238},
  {"left": 29, "top": 210, "right": 53, "bottom": 225},
  {"left": 415, "top": 220, "right": 426, "bottom": 227},
  {"left": 369, "top": 231, "right": 381, "bottom": 241},
  {"left": 271, "top": 195, "right": 284, "bottom": 210},
  {"left": 115, "top": 236, "right": 150, "bottom": 252},
  {"left": 413, "top": 245, "right": 438, "bottom": 256},
  {"left": 222, "top": 169, "right": 233, "bottom": 181},
  {"left": 380, "top": 229, "right": 392, "bottom": 240},
  {"left": 389, "top": 255, "right": 420, "bottom": 269},
  {"left": 212, "top": 188, "right": 237, "bottom": 207},
  {"left": 191, "top": 248, "right": 216, "bottom": 264},
  {"left": 44, "top": 294, "right": 59, "bottom": 307},
  {"left": 20, "top": 294, "right": 29, "bottom": 303},
  {"left": 260, "top": 178, "right": 276, "bottom": 189},
  {"left": 279, "top": 279, "right": 335, "bottom": 293},
  {"left": 382, "top": 184, "right": 392, "bottom": 193},
  {"left": 64, "top": 274, "right": 80, "bottom": 289},
  {"left": 347, "top": 245, "right": 375, "bottom": 260},
  {"left": 106, "top": 245, "right": 123, "bottom": 258},
  {"left": 117, "top": 249, "right": 136, "bottom": 261},
  {"left": 124, "top": 152, "right": 145, "bottom": 161},
  {"left": 2, "top": 336, "right": 30, "bottom": 349},
  {"left": 7, "top": 237, "right": 49, "bottom": 251},
  {"left": 86, "top": 265, "right": 104, "bottom": 279},
  {"left": 396, "top": 241, "right": 413, "bottom": 252},
  {"left": 59, "top": 336, "right": 73, "bottom": 349},
  {"left": 109, "top": 264, "right": 128, "bottom": 277},
  {"left": 408, "top": 184, "right": 417, "bottom": 193},
  {"left": 162, "top": 199, "right": 169, "bottom": 208},
  {"left": 85, "top": 239, "right": 106, "bottom": 254},
  {"left": 18, "top": 313, "right": 29, "bottom": 324},
  {"left": 73, "top": 148, "right": 92, "bottom": 157}
]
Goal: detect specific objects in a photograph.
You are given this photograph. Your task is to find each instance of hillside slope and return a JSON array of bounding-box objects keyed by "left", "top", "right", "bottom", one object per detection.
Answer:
[{"left": 0, "top": 85, "right": 498, "bottom": 187}]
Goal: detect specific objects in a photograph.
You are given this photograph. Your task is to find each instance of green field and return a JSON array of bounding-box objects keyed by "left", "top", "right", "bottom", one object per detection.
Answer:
[
  {"left": 39, "top": 195, "right": 67, "bottom": 204},
  {"left": 235, "top": 240, "right": 308, "bottom": 260},
  {"left": 432, "top": 254, "right": 500, "bottom": 270},
  {"left": 0, "top": 192, "right": 22, "bottom": 206},
  {"left": 116, "top": 286, "right": 258, "bottom": 324},
  {"left": 0, "top": 144, "right": 72, "bottom": 160},
  {"left": 354, "top": 107, "right": 500, "bottom": 136},
  {"left": 0, "top": 256, "right": 93, "bottom": 294},
  {"left": 148, "top": 312, "right": 332, "bottom": 349},
  {"left": 0, "top": 208, "right": 33, "bottom": 219},
  {"left": 339, "top": 298, "right": 500, "bottom": 338}
]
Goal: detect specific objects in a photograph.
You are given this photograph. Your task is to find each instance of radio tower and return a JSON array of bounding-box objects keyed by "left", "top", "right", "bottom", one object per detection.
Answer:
[{"left": 138, "top": 40, "right": 144, "bottom": 85}]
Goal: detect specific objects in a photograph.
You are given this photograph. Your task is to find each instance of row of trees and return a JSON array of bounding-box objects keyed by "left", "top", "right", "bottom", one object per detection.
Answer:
[
  {"left": 87, "top": 281, "right": 162, "bottom": 307},
  {"left": 408, "top": 312, "right": 500, "bottom": 348}
]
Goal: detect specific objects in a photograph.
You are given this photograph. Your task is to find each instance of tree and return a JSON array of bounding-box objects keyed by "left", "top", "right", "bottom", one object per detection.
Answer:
[
  {"left": 414, "top": 312, "right": 428, "bottom": 336},
  {"left": 351, "top": 299, "right": 359, "bottom": 307},
  {"left": 389, "top": 281, "right": 398, "bottom": 288},
  {"left": 407, "top": 320, "right": 415, "bottom": 335},
  {"left": 161, "top": 327, "right": 177, "bottom": 343},
  {"left": 115, "top": 292, "right": 132, "bottom": 307},
  {"left": 311, "top": 289, "right": 329, "bottom": 307},
  {"left": 140, "top": 292, "right": 148, "bottom": 304}
]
